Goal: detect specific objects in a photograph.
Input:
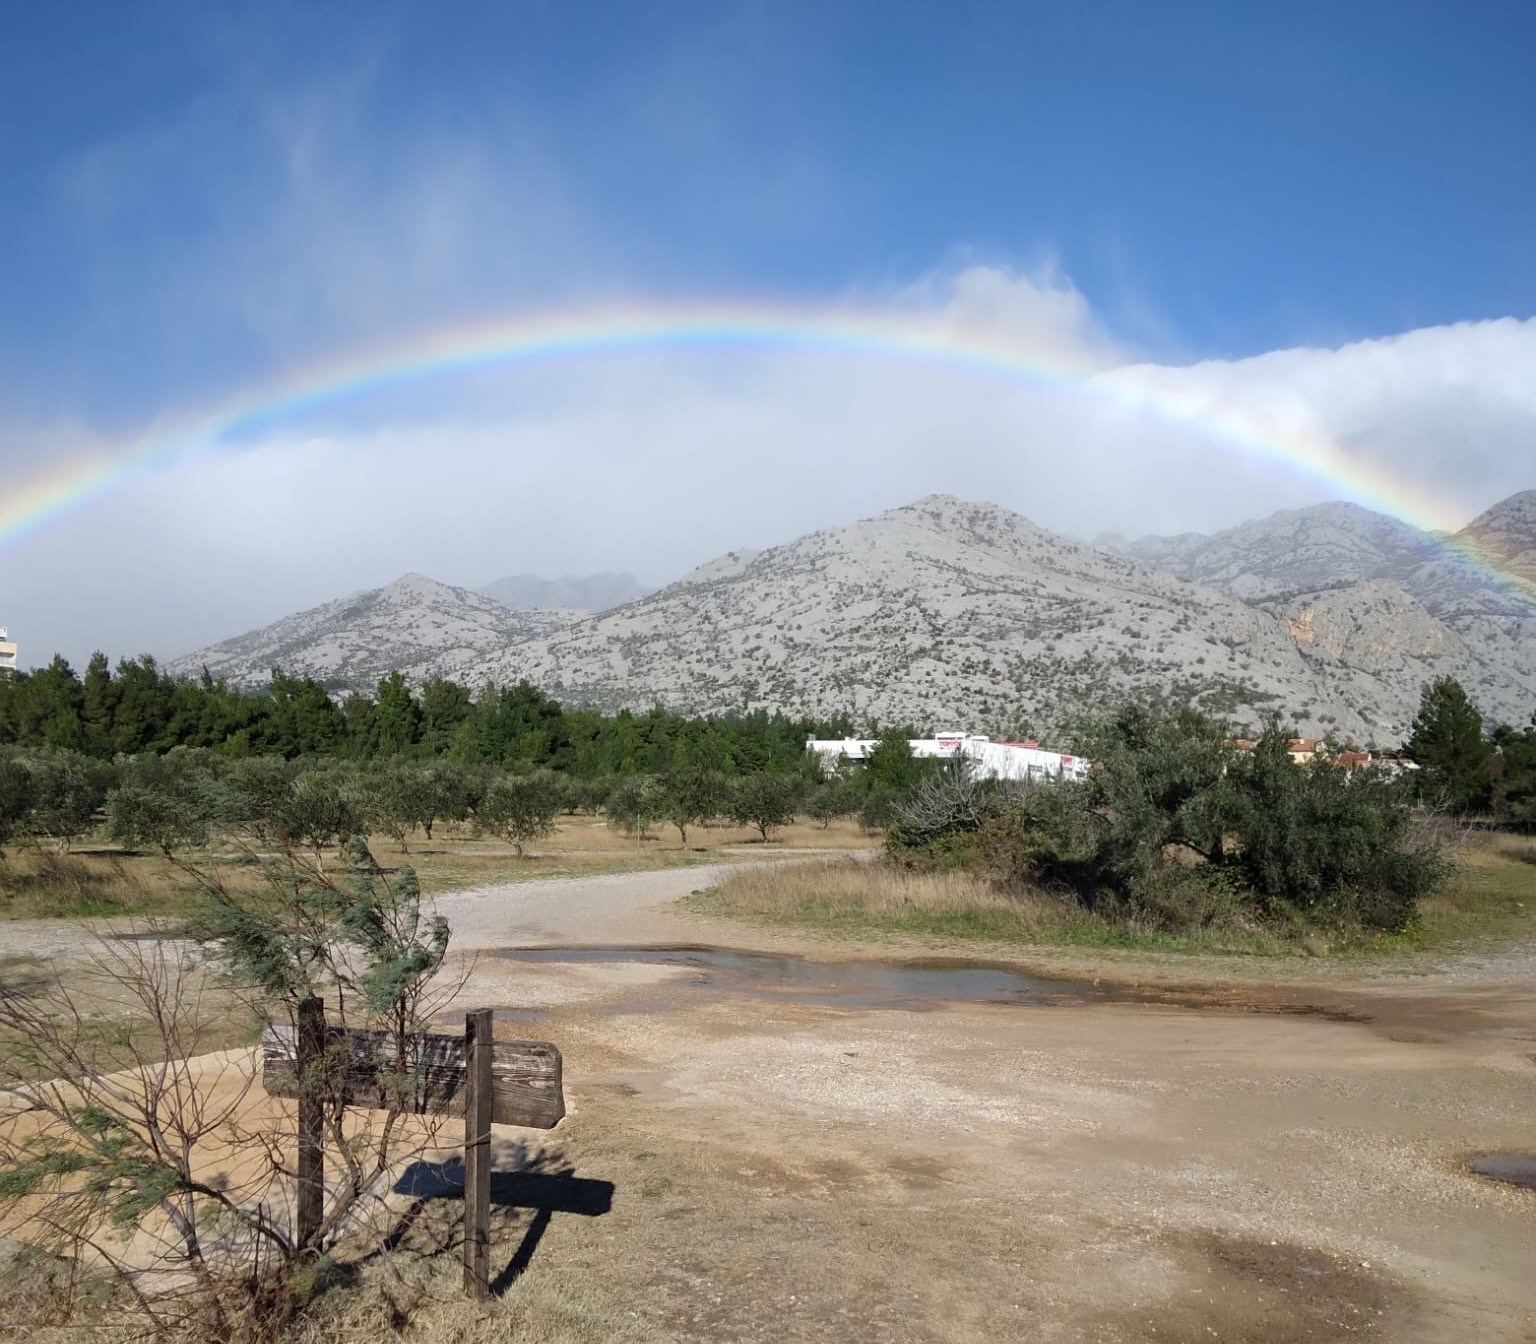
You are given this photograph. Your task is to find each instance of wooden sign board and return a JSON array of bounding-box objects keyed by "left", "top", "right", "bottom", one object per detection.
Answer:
[{"left": 261, "top": 1022, "right": 564, "bottom": 1129}]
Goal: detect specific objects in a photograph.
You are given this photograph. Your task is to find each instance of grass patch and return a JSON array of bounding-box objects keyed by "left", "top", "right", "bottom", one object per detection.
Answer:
[
  {"left": 1351, "top": 831, "right": 1536, "bottom": 956},
  {"left": 691, "top": 833, "right": 1536, "bottom": 960},
  {"left": 689, "top": 859, "right": 1300, "bottom": 956},
  {"left": 0, "top": 948, "right": 264, "bottom": 1083},
  {"left": 0, "top": 848, "right": 180, "bottom": 919}
]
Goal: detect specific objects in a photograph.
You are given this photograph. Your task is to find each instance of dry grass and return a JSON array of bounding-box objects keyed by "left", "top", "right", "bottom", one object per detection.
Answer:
[
  {"left": 693, "top": 856, "right": 1103, "bottom": 943},
  {"left": 402, "top": 816, "right": 875, "bottom": 894},
  {"left": 694, "top": 833, "right": 1536, "bottom": 960},
  {"left": 0, "top": 848, "right": 168, "bottom": 919},
  {"left": 0, "top": 819, "right": 879, "bottom": 924},
  {"left": 280, "top": 1251, "right": 667, "bottom": 1344},
  {"left": 1471, "top": 830, "right": 1536, "bottom": 867},
  {"left": 1401, "top": 829, "right": 1536, "bottom": 951},
  {"left": 0, "top": 947, "right": 262, "bottom": 1083}
]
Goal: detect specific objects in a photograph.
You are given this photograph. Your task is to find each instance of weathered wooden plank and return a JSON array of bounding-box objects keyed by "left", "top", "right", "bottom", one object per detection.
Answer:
[
  {"left": 463, "top": 1009, "right": 493, "bottom": 1299},
  {"left": 261, "top": 1021, "right": 564, "bottom": 1129},
  {"left": 295, "top": 997, "right": 325, "bottom": 1245}
]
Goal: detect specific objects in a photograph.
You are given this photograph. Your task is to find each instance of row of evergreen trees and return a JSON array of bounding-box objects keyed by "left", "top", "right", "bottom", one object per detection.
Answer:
[
  {"left": 0, "top": 654, "right": 859, "bottom": 775},
  {"left": 3, "top": 655, "right": 1532, "bottom": 825}
]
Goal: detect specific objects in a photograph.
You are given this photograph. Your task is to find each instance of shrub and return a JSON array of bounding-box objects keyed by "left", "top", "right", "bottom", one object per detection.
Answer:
[
  {"left": 887, "top": 706, "right": 1451, "bottom": 934},
  {"left": 0, "top": 756, "right": 36, "bottom": 856},
  {"left": 1220, "top": 733, "right": 1444, "bottom": 929}
]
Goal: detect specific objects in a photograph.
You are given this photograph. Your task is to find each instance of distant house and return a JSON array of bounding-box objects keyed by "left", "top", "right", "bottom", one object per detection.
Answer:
[
  {"left": 1332, "top": 750, "right": 1373, "bottom": 770},
  {"left": 806, "top": 732, "right": 1090, "bottom": 782},
  {"left": 1221, "top": 736, "right": 1418, "bottom": 776},
  {"left": 0, "top": 627, "right": 15, "bottom": 677}
]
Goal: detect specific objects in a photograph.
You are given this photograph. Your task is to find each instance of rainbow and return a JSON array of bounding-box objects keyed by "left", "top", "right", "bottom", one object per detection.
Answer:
[{"left": 2, "top": 301, "right": 1530, "bottom": 599}]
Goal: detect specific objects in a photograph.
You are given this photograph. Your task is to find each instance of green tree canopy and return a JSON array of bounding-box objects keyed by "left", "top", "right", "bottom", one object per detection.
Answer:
[{"left": 1404, "top": 677, "right": 1492, "bottom": 814}]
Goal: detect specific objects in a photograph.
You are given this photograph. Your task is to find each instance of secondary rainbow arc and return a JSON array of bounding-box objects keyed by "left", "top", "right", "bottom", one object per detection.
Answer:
[{"left": 1, "top": 302, "right": 1530, "bottom": 601}]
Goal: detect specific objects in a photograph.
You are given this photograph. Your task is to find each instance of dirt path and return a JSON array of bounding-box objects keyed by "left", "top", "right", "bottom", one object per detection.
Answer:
[
  {"left": 435, "top": 862, "right": 743, "bottom": 950},
  {"left": 433, "top": 866, "right": 1536, "bottom": 1344}
]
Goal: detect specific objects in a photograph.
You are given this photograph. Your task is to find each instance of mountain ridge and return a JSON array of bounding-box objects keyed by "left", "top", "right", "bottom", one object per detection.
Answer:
[{"left": 170, "top": 491, "right": 1536, "bottom": 742}]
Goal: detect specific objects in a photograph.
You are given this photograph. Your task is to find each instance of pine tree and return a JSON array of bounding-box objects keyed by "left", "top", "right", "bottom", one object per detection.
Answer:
[
  {"left": 373, "top": 671, "right": 422, "bottom": 758},
  {"left": 1492, "top": 714, "right": 1536, "bottom": 829},
  {"left": 1404, "top": 677, "right": 1492, "bottom": 814},
  {"left": 80, "top": 652, "right": 117, "bottom": 755}
]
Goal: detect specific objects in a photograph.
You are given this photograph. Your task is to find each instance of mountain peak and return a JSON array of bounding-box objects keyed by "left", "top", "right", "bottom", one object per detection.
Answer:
[
  {"left": 383, "top": 572, "right": 458, "bottom": 597},
  {"left": 881, "top": 494, "right": 1053, "bottom": 544},
  {"left": 1463, "top": 488, "right": 1536, "bottom": 536},
  {"left": 1457, "top": 488, "right": 1536, "bottom": 590}
]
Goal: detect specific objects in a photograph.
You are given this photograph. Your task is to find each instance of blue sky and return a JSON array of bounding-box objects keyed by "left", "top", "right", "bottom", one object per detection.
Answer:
[
  {"left": 5, "top": 0, "right": 1533, "bottom": 415},
  {"left": 2, "top": 0, "right": 1535, "bottom": 664}
]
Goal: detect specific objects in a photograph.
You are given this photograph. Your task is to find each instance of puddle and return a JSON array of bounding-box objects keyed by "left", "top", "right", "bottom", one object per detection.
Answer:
[
  {"left": 1468, "top": 1153, "right": 1536, "bottom": 1191},
  {"left": 496, "top": 945, "right": 1144, "bottom": 1013}
]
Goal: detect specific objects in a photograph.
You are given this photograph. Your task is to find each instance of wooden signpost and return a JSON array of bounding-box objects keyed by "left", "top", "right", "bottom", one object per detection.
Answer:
[{"left": 262, "top": 1000, "right": 565, "bottom": 1298}]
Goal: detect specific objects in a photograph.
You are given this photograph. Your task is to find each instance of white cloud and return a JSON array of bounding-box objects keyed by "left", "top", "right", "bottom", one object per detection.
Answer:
[
  {"left": 1103, "top": 316, "right": 1536, "bottom": 529},
  {"left": 4, "top": 47, "right": 1535, "bottom": 669}
]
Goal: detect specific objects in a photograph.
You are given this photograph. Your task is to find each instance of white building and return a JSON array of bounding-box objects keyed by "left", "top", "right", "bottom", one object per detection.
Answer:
[
  {"left": 0, "top": 627, "right": 15, "bottom": 677},
  {"left": 807, "top": 731, "right": 1089, "bottom": 782}
]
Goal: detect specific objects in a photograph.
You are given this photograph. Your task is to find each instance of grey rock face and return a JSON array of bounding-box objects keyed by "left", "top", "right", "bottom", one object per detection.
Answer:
[
  {"left": 1111, "top": 492, "right": 1536, "bottom": 730},
  {"left": 473, "top": 495, "right": 1459, "bottom": 742},
  {"left": 1101, "top": 501, "right": 1438, "bottom": 602},
  {"left": 168, "top": 573, "right": 581, "bottom": 689}
]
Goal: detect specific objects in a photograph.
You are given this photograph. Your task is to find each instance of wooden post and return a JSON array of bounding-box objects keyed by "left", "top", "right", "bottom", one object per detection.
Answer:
[
  {"left": 462, "top": 1008, "right": 494, "bottom": 1298},
  {"left": 295, "top": 995, "right": 325, "bottom": 1247}
]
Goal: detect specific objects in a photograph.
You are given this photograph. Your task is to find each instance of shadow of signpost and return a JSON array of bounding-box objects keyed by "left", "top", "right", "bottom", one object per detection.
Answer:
[{"left": 393, "top": 1139, "right": 614, "bottom": 1296}]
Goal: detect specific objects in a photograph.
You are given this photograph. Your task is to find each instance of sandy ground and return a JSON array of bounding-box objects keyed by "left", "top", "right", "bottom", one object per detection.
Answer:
[{"left": 7, "top": 862, "right": 1536, "bottom": 1342}]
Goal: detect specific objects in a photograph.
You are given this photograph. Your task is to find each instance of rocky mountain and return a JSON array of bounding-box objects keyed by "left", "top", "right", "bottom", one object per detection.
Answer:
[
  {"left": 173, "top": 492, "right": 1536, "bottom": 743},
  {"left": 1463, "top": 489, "right": 1536, "bottom": 581},
  {"left": 1394, "top": 490, "right": 1536, "bottom": 620},
  {"left": 1105, "top": 492, "right": 1536, "bottom": 728},
  {"left": 478, "top": 571, "right": 650, "bottom": 613},
  {"left": 169, "top": 574, "right": 580, "bottom": 689},
  {"left": 1098, "top": 501, "right": 1438, "bottom": 603}
]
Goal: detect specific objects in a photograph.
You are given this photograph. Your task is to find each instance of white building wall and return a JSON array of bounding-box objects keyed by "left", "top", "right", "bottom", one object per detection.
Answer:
[{"left": 807, "top": 734, "right": 1088, "bottom": 781}]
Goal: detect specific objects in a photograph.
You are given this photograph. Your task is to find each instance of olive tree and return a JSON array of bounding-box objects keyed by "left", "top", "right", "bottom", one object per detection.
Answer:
[
  {"left": 657, "top": 767, "right": 726, "bottom": 846},
  {"left": 728, "top": 772, "right": 802, "bottom": 842},
  {"left": 603, "top": 775, "right": 664, "bottom": 840},
  {"left": 476, "top": 771, "right": 561, "bottom": 857}
]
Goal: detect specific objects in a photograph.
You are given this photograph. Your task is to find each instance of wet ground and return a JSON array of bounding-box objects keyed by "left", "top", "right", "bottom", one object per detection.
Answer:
[
  {"left": 495, "top": 944, "right": 1150, "bottom": 1014},
  {"left": 1467, "top": 1153, "right": 1536, "bottom": 1192}
]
